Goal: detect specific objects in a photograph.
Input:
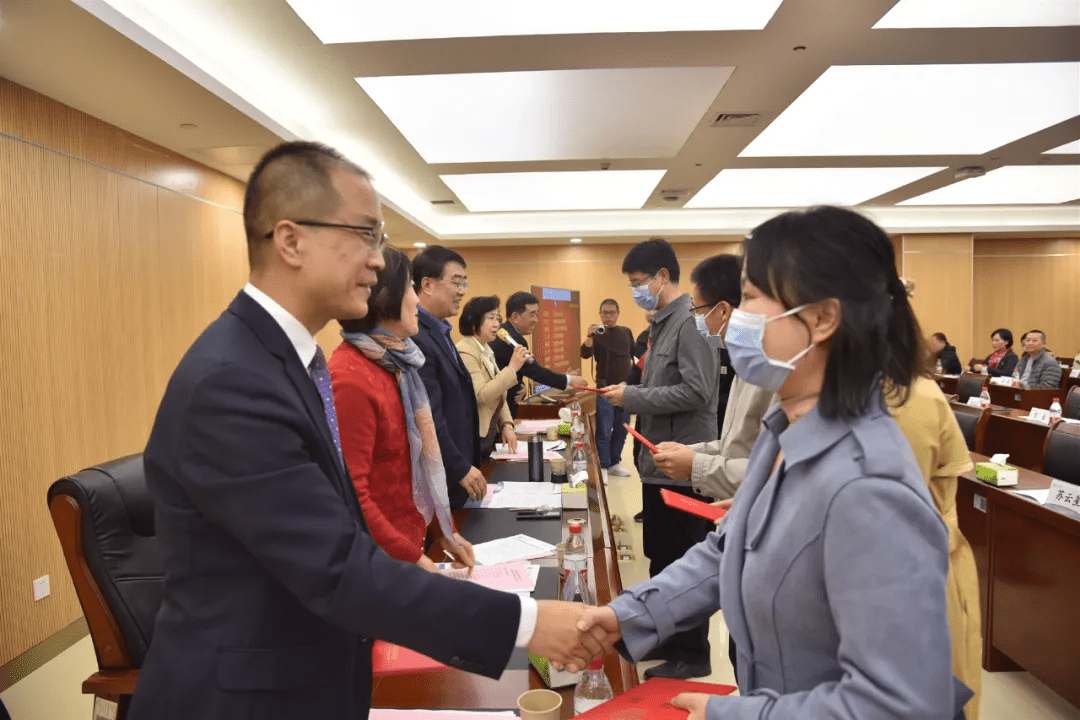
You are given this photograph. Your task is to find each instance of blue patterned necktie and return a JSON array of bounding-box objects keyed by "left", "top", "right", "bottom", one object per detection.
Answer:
[{"left": 309, "top": 346, "right": 344, "bottom": 468}]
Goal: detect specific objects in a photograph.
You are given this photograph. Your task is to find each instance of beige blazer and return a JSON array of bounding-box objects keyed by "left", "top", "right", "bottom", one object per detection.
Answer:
[{"left": 456, "top": 336, "right": 516, "bottom": 434}]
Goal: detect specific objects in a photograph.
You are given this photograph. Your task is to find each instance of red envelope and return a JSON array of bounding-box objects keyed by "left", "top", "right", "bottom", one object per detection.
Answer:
[
  {"left": 660, "top": 488, "right": 727, "bottom": 522},
  {"left": 574, "top": 677, "right": 736, "bottom": 718},
  {"left": 371, "top": 641, "right": 448, "bottom": 677}
]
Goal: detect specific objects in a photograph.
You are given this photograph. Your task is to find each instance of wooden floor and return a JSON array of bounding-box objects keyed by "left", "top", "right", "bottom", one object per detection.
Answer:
[{"left": 602, "top": 442, "right": 1080, "bottom": 720}]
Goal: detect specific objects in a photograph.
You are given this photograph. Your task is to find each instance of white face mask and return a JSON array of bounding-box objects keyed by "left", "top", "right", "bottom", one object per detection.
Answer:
[
  {"left": 725, "top": 305, "right": 814, "bottom": 390},
  {"left": 631, "top": 274, "right": 665, "bottom": 311},
  {"left": 694, "top": 303, "right": 728, "bottom": 348}
]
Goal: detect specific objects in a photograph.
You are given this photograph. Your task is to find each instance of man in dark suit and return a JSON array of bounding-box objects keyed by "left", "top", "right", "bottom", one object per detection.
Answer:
[
  {"left": 130, "top": 142, "right": 610, "bottom": 720},
  {"left": 410, "top": 245, "right": 486, "bottom": 508},
  {"left": 491, "top": 291, "right": 588, "bottom": 416}
]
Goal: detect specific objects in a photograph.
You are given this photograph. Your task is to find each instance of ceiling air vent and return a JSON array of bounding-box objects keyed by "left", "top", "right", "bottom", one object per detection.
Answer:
[
  {"left": 658, "top": 189, "right": 689, "bottom": 203},
  {"left": 711, "top": 113, "right": 760, "bottom": 127},
  {"left": 430, "top": 199, "right": 455, "bottom": 205}
]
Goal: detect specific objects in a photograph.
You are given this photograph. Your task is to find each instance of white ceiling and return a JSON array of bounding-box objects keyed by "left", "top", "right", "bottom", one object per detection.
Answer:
[{"left": 1, "top": 0, "right": 1078, "bottom": 244}]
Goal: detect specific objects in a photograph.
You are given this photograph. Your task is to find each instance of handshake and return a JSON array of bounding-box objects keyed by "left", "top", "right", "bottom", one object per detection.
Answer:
[{"left": 527, "top": 601, "right": 620, "bottom": 672}]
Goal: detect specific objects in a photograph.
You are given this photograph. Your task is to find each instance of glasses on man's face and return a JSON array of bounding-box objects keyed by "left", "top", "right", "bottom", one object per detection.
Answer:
[
  {"left": 265, "top": 220, "right": 387, "bottom": 252},
  {"left": 447, "top": 276, "right": 468, "bottom": 290},
  {"left": 629, "top": 274, "right": 655, "bottom": 289},
  {"left": 599, "top": 310, "right": 619, "bottom": 316}
]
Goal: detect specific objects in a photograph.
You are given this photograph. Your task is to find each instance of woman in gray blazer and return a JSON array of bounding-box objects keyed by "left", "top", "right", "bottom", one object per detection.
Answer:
[{"left": 580, "top": 207, "right": 967, "bottom": 720}]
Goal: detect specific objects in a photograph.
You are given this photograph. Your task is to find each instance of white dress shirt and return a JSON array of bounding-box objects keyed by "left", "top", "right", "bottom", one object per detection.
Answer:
[{"left": 242, "top": 283, "right": 538, "bottom": 647}]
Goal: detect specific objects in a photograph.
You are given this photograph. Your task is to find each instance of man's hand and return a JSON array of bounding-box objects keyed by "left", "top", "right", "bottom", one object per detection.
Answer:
[
  {"left": 529, "top": 602, "right": 620, "bottom": 672},
  {"left": 670, "top": 693, "right": 710, "bottom": 720},
  {"left": 567, "top": 374, "right": 588, "bottom": 388},
  {"left": 459, "top": 466, "right": 487, "bottom": 502},
  {"left": 600, "top": 383, "right": 626, "bottom": 405},
  {"left": 500, "top": 424, "right": 519, "bottom": 454},
  {"left": 514, "top": 385, "right": 527, "bottom": 405},
  {"left": 436, "top": 532, "right": 475, "bottom": 569},
  {"left": 652, "top": 442, "right": 695, "bottom": 481}
]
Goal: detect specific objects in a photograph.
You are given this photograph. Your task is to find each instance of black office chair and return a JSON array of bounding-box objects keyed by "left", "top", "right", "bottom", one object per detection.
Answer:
[
  {"left": 47, "top": 454, "right": 165, "bottom": 719},
  {"left": 950, "top": 402, "right": 987, "bottom": 453},
  {"left": 956, "top": 374, "right": 987, "bottom": 404},
  {"left": 1042, "top": 423, "right": 1080, "bottom": 486},
  {"left": 1064, "top": 386, "right": 1080, "bottom": 421}
]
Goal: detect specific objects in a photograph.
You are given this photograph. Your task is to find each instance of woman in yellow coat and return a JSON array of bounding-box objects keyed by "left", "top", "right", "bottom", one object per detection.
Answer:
[
  {"left": 889, "top": 368, "right": 982, "bottom": 719},
  {"left": 456, "top": 295, "right": 530, "bottom": 459}
]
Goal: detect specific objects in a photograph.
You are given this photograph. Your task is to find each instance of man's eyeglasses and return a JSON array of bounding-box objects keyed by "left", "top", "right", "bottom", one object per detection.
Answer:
[
  {"left": 629, "top": 273, "right": 656, "bottom": 289},
  {"left": 447, "top": 277, "right": 469, "bottom": 290},
  {"left": 265, "top": 220, "right": 387, "bottom": 252}
]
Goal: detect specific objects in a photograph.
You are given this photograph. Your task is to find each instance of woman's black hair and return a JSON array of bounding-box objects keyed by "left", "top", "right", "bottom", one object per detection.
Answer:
[
  {"left": 340, "top": 246, "right": 410, "bottom": 334},
  {"left": 743, "top": 205, "right": 929, "bottom": 419},
  {"left": 459, "top": 295, "right": 501, "bottom": 337},
  {"left": 991, "top": 328, "right": 1013, "bottom": 348}
]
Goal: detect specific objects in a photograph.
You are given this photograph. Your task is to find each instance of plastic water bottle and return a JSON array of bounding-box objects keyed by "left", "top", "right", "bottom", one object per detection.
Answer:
[
  {"left": 574, "top": 658, "right": 614, "bottom": 714},
  {"left": 561, "top": 521, "right": 589, "bottom": 603},
  {"left": 1049, "top": 398, "right": 1062, "bottom": 422},
  {"left": 1012, "top": 369, "right": 1020, "bottom": 387},
  {"left": 570, "top": 408, "right": 585, "bottom": 443},
  {"left": 980, "top": 389, "right": 991, "bottom": 408},
  {"left": 936, "top": 358, "right": 943, "bottom": 374},
  {"left": 571, "top": 441, "right": 588, "bottom": 477}
]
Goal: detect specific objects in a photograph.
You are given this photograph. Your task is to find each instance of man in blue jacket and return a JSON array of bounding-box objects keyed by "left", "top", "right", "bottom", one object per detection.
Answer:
[{"left": 131, "top": 142, "right": 609, "bottom": 720}]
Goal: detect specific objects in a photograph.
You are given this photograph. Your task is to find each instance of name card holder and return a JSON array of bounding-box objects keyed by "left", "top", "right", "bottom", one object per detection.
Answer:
[
  {"left": 1046, "top": 479, "right": 1080, "bottom": 516},
  {"left": 966, "top": 396, "right": 985, "bottom": 408},
  {"left": 1028, "top": 408, "right": 1052, "bottom": 425},
  {"left": 1071, "top": 368, "right": 1080, "bottom": 379}
]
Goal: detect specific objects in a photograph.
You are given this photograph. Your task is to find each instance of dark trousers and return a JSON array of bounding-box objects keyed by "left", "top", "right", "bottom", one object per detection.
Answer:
[
  {"left": 594, "top": 395, "right": 628, "bottom": 468},
  {"left": 641, "top": 482, "right": 713, "bottom": 663}
]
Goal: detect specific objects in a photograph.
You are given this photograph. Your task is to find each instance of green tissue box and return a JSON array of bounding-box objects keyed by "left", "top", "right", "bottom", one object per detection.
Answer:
[{"left": 975, "top": 461, "right": 1018, "bottom": 487}]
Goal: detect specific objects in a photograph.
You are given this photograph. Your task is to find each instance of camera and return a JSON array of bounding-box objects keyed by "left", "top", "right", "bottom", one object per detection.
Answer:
[{"left": 593, "top": 325, "right": 606, "bottom": 336}]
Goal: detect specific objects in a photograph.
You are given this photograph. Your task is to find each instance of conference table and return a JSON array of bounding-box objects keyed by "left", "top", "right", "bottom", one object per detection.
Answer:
[
  {"left": 370, "top": 410, "right": 636, "bottom": 718},
  {"left": 956, "top": 455, "right": 1080, "bottom": 710}
]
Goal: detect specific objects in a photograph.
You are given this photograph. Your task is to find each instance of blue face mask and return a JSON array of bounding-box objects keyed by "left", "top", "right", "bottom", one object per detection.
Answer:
[
  {"left": 694, "top": 304, "right": 728, "bottom": 349},
  {"left": 631, "top": 274, "right": 665, "bottom": 311},
  {"left": 725, "top": 305, "right": 814, "bottom": 390}
]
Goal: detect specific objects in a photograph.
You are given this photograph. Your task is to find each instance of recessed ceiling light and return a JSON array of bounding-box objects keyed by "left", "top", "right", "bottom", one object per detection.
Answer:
[
  {"left": 685, "top": 167, "right": 946, "bottom": 208},
  {"left": 413, "top": 242, "right": 427, "bottom": 248},
  {"left": 1046, "top": 140, "right": 1080, "bottom": 154},
  {"left": 179, "top": 123, "right": 197, "bottom": 130},
  {"left": 740, "top": 63, "right": 1080, "bottom": 157},
  {"left": 439, "top": 170, "right": 665, "bottom": 212},
  {"left": 287, "top": 0, "right": 785, "bottom": 43},
  {"left": 570, "top": 238, "right": 583, "bottom": 243},
  {"left": 899, "top": 165, "right": 1080, "bottom": 205},
  {"left": 358, "top": 67, "right": 734, "bottom": 164},
  {"left": 875, "top": 0, "right": 1079, "bottom": 28}
]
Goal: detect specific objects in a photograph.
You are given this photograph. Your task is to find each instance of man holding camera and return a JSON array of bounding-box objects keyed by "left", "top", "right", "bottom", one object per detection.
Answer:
[{"left": 581, "top": 299, "right": 635, "bottom": 479}]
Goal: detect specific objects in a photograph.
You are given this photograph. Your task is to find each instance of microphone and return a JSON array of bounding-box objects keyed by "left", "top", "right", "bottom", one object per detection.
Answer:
[{"left": 496, "top": 327, "right": 535, "bottom": 364}]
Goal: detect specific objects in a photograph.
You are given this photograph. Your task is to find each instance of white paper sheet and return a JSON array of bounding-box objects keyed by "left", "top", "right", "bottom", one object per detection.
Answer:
[
  {"left": 471, "top": 534, "right": 557, "bottom": 566},
  {"left": 1011, "top": 489, "right": 1050, "bottom": 504}
]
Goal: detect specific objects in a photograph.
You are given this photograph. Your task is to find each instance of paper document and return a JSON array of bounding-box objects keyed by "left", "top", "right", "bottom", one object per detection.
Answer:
[
  {"left": 472, "top": 534, "right": 557, "bottom": 565},
  {"left": 465, "top": 481, "right": 561, "bottom": 509},
  {"left": 1012, "top": 489, "right": 1050, "bottom": 504},
  {"left": 441, "top": 560, "right": 536, "bottom": 592},
  {"left": 490, "top": 444, "right": 562, "bottom": 461},
  {"left": 516, "top": 418, "right": 562, "bottom": 433}
]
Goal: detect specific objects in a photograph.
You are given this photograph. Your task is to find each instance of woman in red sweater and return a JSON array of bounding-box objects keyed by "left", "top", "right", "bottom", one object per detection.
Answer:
[{"left": 329, "top": 247, "right": 474, "bottom": 571}]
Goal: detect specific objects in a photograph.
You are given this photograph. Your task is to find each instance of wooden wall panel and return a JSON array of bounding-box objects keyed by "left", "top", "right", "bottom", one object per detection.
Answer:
[
  {"left": 974, "top": 239, "right": 1080, "bottom": 361},
  {"left": 902, "top": 234, "right": 974, "bottom": 364},
  {"left": 0, "top": 80, "right": 247, "bottom": 667}
]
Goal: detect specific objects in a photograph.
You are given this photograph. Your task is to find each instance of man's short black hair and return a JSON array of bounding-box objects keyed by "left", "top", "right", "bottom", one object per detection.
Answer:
[
  {"left": 690, "top": 254, "right": 742, "bottom": 308},
  {"left": 506, "top": 291, "right": 539, "bottom": 318},
  {"left": 599, "top": 298, "right": 619, "bottom": 312},
  {"left": 412, "top": 245, "right": 466, "bottom": 292},
  {"left": 622, "top": 238, "right": 680, "bottom": 283},
  {"left": 459, "top": 296, "right": 500, "bottom": 337},
  {"left": 1027, "top": 329, "right": 1047, "bottom": 342}
]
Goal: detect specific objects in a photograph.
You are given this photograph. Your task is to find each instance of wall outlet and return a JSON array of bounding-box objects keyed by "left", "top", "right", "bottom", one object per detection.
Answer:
[{"left": 32, "top": 575, "right": 50, "bottom": 601}]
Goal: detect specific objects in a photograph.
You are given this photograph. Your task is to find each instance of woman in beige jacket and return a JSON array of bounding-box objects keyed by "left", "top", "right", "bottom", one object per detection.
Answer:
[{"left": 456, "top": 295, "right": 530, "bottom": 459}]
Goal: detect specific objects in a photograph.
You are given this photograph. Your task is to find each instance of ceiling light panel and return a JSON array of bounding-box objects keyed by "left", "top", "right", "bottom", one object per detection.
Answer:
[
  {"left": 1046, "top": 140, "right": 1080, "bottom": 154},
  {"left": 287, "top": 0, "right": 785, "bottom": 43},
  {"left": 740, "top": 63, "right": 1080, "bottom": 157},
  {"left": 439, "top": 170, "right": 666, "bottom": 212},
  {"left": 875, "top": 0, "right": 1080, "bottom": 28},
  {"left": 685, "top": 167, "right": 947, "bottom": 208},
  {"left": 358, "top": 67, "right": 734, "bottom": 164},
  {"left": 899, "top": 165, "right": 1080, "bottom": 205}
]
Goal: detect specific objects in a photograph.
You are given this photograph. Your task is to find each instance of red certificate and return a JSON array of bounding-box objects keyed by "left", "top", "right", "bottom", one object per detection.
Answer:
[
  {"left": 660, "top": 488, "right": 727, "bottom": 522},
  {"left": 574, "top": 677, "right": 736, "bottom": 718}
]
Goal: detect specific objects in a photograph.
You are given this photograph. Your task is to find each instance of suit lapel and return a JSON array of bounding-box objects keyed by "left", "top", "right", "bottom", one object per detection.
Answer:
[
  {"left": 228, "top": 293, "right": 355, "bottom": 506},
  {"left": 421, "top": 310, "right": 470, "bottom": 382}
]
